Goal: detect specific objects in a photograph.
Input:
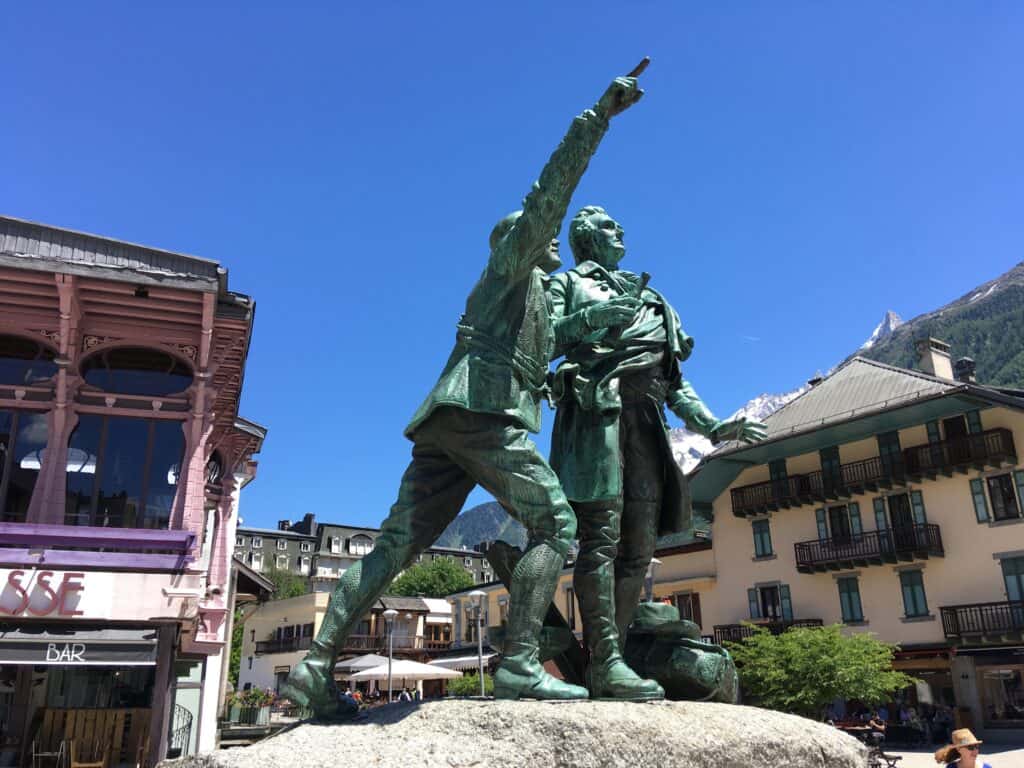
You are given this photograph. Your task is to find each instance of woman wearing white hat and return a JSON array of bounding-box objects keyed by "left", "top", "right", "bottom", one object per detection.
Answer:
[{"left": 933, "top": 729, "right": 992, "bottom": 768}]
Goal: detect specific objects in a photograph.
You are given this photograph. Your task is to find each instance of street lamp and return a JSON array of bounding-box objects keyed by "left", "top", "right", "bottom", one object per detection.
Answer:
[
  {"left": 383, "top": 608, "right": 398, "bottom": 703},
  {"left": 644, "top": 557, "right": 662, "bottom": 602},
  {"left": 469, "top": 590, "right": 486, "bottom": 697}
]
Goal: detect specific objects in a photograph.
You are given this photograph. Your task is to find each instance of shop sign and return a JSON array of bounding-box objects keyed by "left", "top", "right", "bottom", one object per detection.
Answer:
[
  {"left": 0, "top": 629, "right": 159, "bottom": 665},
  {"left": 0, "top": 569, "right": 109, "bottom": 618}
]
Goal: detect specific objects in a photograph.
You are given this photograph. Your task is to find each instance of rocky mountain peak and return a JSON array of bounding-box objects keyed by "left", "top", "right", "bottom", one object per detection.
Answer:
[{"left": 860, "top": 310, "right": 903, "bottom": 350}]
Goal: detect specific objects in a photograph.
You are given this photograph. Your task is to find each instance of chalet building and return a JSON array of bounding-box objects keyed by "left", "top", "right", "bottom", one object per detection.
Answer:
[
  {"left": 232, "top": 514, "right": 490, "bottom": 588},
  {"left": 675, "top": 341, "right": 1024, "bottom": 742},
  {"left": 0, "top": 216, "right": 265, "bottom": 765}
]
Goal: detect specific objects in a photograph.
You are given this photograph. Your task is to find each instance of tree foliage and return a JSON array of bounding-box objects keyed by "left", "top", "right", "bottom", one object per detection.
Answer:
[
  {"left": 387, "top": 557, "right": 475, "bottom": 598},
  {"left": 228, "top": 608, "right": 244, "bottom": 689},
  {"left": 726, "top": 624, "right": 916, "bottom": 719},
  {"left": 266, "top": 567, "right": 309, "bottom": 600},
  {"left": 447, "top": 672, "right": 494, "bottom": 697}
]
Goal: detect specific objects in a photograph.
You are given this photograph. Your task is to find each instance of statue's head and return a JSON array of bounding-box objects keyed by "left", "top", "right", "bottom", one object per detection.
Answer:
[
  {"left": 569, "top": 206, "right": 625, "bottom": 268},
  {"left": 489, "top": 210, "right": 561, "bottom": 273}
]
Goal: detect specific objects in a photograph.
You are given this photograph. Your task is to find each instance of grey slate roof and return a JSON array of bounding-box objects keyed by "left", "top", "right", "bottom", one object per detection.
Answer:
[
  {"left": 378, "top": 596, "right": 430, "bottom": 612},
  {"left": 0, "top": 214, "right": 222, "bottom": 289},
  {"left": 762, "top": 357, "right": 956, "bottom": 439}
]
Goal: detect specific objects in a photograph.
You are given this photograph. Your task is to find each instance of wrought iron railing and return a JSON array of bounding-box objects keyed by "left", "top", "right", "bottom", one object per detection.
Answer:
[
  {"left": 794, "top": 523, "right": 943, "bottom": 570},
  {"left": 940, "top": 600, "right": 1024, "bottom": 639},
  {"left": 255, "top": 636, "right": 313, "bottom": 655},
  {"left": 713, "top": 619, "right": 823, "bottom": 644},
  {"left": 166, "top": 704, "right": 193, "bottom": 759},
  {"left": 904, "top": 428, "right": 1016, "bottom": 476}
]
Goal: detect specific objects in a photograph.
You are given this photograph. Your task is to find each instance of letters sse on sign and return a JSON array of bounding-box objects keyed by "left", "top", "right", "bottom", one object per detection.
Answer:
[{"left": 0, "top": 570, "right": 86, "bottom": 616}]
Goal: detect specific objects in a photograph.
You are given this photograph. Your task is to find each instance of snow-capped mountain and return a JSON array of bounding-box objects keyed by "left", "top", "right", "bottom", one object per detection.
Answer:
[
  {"left": 669, "top": 388, "right": 805, "bottom": 473},
  {"left": 860, "top": 310, "right": 903, "bottom": 350}
]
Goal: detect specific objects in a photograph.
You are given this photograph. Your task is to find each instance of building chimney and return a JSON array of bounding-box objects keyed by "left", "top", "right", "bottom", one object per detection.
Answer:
[
  {"left": 915, "top": 337, "right": 954, "bottom": 379},
  {"left": 277, "top": 519, "right": 290, "bottom": 531},
  {"left": 954, "top": 357, "right": 977, "bottom": 384},
  {"left": 807, "top": 375, "right": 823, "bottom": 388}
]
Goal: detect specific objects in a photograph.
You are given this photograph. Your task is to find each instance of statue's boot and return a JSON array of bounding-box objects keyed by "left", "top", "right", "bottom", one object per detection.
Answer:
[
  {"left": 281, "top": 558, "right": 386, "bottom": 720},
  {"left": 575, "top": 503, "right": 663, "bottom": 701},
  {"left": 494, "top": 542, "right": 589, "bottom": 701}
]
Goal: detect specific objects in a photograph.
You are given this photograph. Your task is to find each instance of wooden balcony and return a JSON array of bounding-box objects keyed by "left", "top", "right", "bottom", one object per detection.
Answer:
[
  {"left": 940, "top": 601, "right": 1024, "bottom": 644},
  {"left": 904, "top": 428, "right": 1016, "bottom": 479},
  {"left": 795, "top": 523, "right": 943, "bottom": 573},
  {"left": 713, "top": 619, "right": 824, "bottom": 644},
  {"left": 255, "top": 636, "right": 313, "bottom": 655},
  {"left": 730, "top": 428, "right": 1016, "bottom": 518}
]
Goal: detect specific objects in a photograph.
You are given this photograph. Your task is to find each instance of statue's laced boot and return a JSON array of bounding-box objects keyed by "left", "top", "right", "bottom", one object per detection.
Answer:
[
  {"left": 280, "top": 643, "right": 359, "bottom": 721},
  {"left": 587, "top": 653, "right": 664, "bottom": 701},
  {"left": 494, "top": 646, "right": 589, "bottom": 701}
]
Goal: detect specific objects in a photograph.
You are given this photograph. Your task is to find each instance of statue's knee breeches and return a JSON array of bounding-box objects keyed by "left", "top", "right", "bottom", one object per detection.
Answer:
[
  {"left": 527, "top": 499, "right": 576, "bottom": 557},
  {"left": 573, "top": 502, "right": 622, "bottom": 567}
]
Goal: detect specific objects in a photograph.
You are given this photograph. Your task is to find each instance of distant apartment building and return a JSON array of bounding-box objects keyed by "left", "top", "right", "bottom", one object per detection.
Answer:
[{"left": 232, "top": 513, "right": 490, "bottom": 588}]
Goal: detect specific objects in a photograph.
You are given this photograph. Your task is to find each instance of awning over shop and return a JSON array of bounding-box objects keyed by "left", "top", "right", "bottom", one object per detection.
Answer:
[
  {"left": 429, "top": 653, "right": 497, "bottom": 671},
  {"left": 0, "top": 626, "right": 159, "bottom": 666}
]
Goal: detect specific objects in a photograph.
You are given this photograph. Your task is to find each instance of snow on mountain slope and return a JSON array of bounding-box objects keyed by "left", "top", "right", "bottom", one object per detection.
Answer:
[{"left": 860, "top": 310, "right": 903, "bottom": 350}]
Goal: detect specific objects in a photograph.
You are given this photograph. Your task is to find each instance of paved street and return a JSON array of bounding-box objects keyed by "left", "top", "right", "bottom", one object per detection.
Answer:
[{"left": 884, "top": 744, "right": 1024, "bottom": 768}]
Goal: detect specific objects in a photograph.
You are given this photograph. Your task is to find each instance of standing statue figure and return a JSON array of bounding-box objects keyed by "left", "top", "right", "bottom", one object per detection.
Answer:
[
  {"left": 282, "top": 72, "right": 646, "bottom": 718},
  {"left": 548, "top": 206, "right": 766, "bottom": 699}
]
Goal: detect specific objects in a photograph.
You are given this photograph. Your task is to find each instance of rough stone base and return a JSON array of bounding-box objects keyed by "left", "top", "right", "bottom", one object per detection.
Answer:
[{"left": 174, "top": 700, "right": 867, "bottom": 768}]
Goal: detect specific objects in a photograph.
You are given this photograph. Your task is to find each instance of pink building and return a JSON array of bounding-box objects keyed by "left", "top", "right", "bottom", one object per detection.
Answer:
[{"left": 0, "top": 216, "right": 265, "bottom": 765}]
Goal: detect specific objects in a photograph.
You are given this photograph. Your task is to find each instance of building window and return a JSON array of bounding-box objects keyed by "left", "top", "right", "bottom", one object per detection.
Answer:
[
  {"left": 65, "top": 414, "right": 184, "bottom": 529},
  {"left": 899, "top": 570, "right": 929, "bottom": 618},
  {"left": 820, "top": 446, "right": 842, "bottom": 494},
  {"left": 988, "top": 474, "right": 1022, "bottom": 521},
  {"left": 329, "top": 536, "right": 341, "bottom": 554},
  {"left": 978, "top": 666, "right": 1024, "bottom": 727},
  {"left": 674, "top": 592, "right": 702, "bottom": 628},
  {"left": 252, "top": 536, "right": 263, "bottom": 548},
  {"left": 276, "top": 539, "right": 288, "bottom": 551},
  {"left": 275, "top": 554, "right": 288, "bottom": 570},
  {"left": 565, "top": 588, "right": 576, "bottom": 631},
  {"left": 768, "top": 458, "right": 788, "bottom": 501},
  {"left": 300, "top": 542, "right": 312, "bottom": 553},
  {"left": 482, "top": 570, "right": 491, "bottom": 582},
  {"left": 747, "top": 584, "right": 792, "bottom": 622},
  {"left": 837, "top": 577, "right": 864, "bottom": 623},
  {"left": 236, "top": 535, "right": 245, "bottom": 547},
  {"left": 349, "top": 535, "right": 373, "bottom": 556},
  {"left": 876, "top": 431, "right": 903, "bottom": 478},
  {"left": 0, "top": 410, "right": 49, "bottom": 523},
  {"left": 464, "top": 556, "right": 473, "bottom": 567},
  {"left": 299, "top": 556, "right": 311, "bottom": 575},
  {"left": 0, "top": 335, "right": 57, "bottom": 386},
  {"left": 250, "top": 552, "right": 263, "bottom": 571},
  {"left": 80, "top": 346, "right": 193, "bottom": 397},
  {"left": 816, "top": 503, "right": 862, "bottom": 543},
  {"left": 752, "top": 519, "right": 773, "bottom": 557}
]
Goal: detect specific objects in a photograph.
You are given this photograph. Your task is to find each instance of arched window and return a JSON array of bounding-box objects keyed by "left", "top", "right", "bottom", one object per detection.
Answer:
[
  {"left": 80, "top": 347, "right": 193, "bottom": 397},
  {"left": 0, "top": 410, "right": 49, "bottom": 522},
  {"left": 0, "top": 335, "right": 57, "bottom": 386},
  {"left": 349, "top": 535, "right": 374, "bottom": 556},
  {"left": 65, "top": 414, "right": 185, "bottom": 529}
]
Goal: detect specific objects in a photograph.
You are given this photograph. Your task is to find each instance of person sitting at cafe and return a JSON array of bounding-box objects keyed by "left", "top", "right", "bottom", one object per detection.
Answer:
[{"left": 934, "top": 729, "right": 993, "bottom": 768}]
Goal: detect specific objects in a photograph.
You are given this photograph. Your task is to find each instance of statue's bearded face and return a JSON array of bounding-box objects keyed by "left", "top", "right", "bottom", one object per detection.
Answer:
[{"left": 585, "top": 211, "right": 626, "bottom": 268}]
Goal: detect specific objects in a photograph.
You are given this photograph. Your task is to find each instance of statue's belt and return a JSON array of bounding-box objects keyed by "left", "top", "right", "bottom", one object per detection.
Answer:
[
  {"left": 619, "top": 372, "right": 670, "bottom": 404},
  {"left": 456, "top": 323, "right": 549, "bottom": 391}
]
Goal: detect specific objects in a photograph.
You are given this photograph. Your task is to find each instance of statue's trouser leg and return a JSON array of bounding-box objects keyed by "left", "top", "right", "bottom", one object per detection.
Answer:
[
  {"left": 573, "top": 500, "right": 664, "bottom": 700},
  {"left": 282, "top": 411, "right": 475, "bottom": 718},
  {"left": 614, "top": 405, "right": 665, "bottom": 647},
  {"left": 447, "top": 413, "right": 586, "bottom": 701}
]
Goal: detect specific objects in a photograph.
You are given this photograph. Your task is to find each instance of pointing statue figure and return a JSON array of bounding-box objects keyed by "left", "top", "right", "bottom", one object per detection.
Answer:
[
  {"left": 282, "top": 66, "right": 647, "bottom": 718},
  {"left": 548, "top": 205, "right": 766, "bottom": 700}
]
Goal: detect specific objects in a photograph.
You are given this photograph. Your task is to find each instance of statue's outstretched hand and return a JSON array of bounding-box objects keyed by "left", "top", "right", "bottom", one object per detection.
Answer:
[
  {"left": 585, "top": 297, "right": 641, "bottom": 330},
  {"left": 712, "top": 417, "right": 768, "bottom": 445},
  {"left": 597, "top": 58, "right": 648, "bottom": 118}
]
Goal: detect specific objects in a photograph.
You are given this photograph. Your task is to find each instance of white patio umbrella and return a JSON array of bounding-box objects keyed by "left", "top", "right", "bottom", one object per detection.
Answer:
[
  {"left": 346, "top": 659, "right": 463, "bottom": 684},
  {"left": 334, "top": 653, "right": 389, "bottom": 671}
]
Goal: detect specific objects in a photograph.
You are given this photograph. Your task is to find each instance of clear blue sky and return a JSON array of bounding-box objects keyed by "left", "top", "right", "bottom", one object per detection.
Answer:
[{"left": 5, "top": 4, "right": 1023, "bottom": 529}]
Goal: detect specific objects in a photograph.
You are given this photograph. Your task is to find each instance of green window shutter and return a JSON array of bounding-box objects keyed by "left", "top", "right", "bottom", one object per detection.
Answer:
[
  {"left": 1001, "top": 557, "right": 1024, "bottom": 603},
  {"left": 780, "top": 585, "right": 793, "bottom": 621},
  {"left": 748, "top": 588, "right": 760, "bottom": 619},
  {"left": 970, "top": 478, "right": 990, "bottom": 523},
  {"left": 967, "top": 410, "right": 983, "bottom": 434},
  {"left": 873, "top": 498, "right": 888, "bottom": 530},
  {"left": 926, "top": 421, "right": 941, "bottom": 444},
  {"left": 910, "top": 491, "right": 927, "bottom": 524},
  {"left": 837, "top": 577, "right": 864, "bottom": 623},
  {"left": 848, "top": 502, "right": 863, "bottom": 535},
  {"left": 816, "top": 508, "right": 828, "bottom": 540}
]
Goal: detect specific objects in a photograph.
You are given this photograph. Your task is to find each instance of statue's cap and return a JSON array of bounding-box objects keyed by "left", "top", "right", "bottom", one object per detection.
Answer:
[{"left": 490, "top": 211, "right": 523, "bottom": 252}]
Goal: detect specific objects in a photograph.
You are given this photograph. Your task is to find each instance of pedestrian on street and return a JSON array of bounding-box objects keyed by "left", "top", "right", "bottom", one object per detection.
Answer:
[{"left": 934, "top": 729, "right": 992, "bottom": 768}]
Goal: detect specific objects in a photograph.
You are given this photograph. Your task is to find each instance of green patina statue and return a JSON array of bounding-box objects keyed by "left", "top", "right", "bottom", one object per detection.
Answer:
[
  {"left": 281, "top": 69, "right": 646, "bottom": 718},
  {"left": 547, "top": 205, "right": 767, "bottom": 698}
]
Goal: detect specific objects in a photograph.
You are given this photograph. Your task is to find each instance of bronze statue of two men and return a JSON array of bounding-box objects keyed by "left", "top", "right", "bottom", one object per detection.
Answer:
[{"left": 282, "top": 61, "right": 765, "bottom": 718}]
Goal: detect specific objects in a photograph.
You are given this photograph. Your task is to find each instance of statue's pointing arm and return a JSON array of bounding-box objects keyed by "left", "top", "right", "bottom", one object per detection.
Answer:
[{"left": 495, "top": 76, "right": 644, "bottom": 277}]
